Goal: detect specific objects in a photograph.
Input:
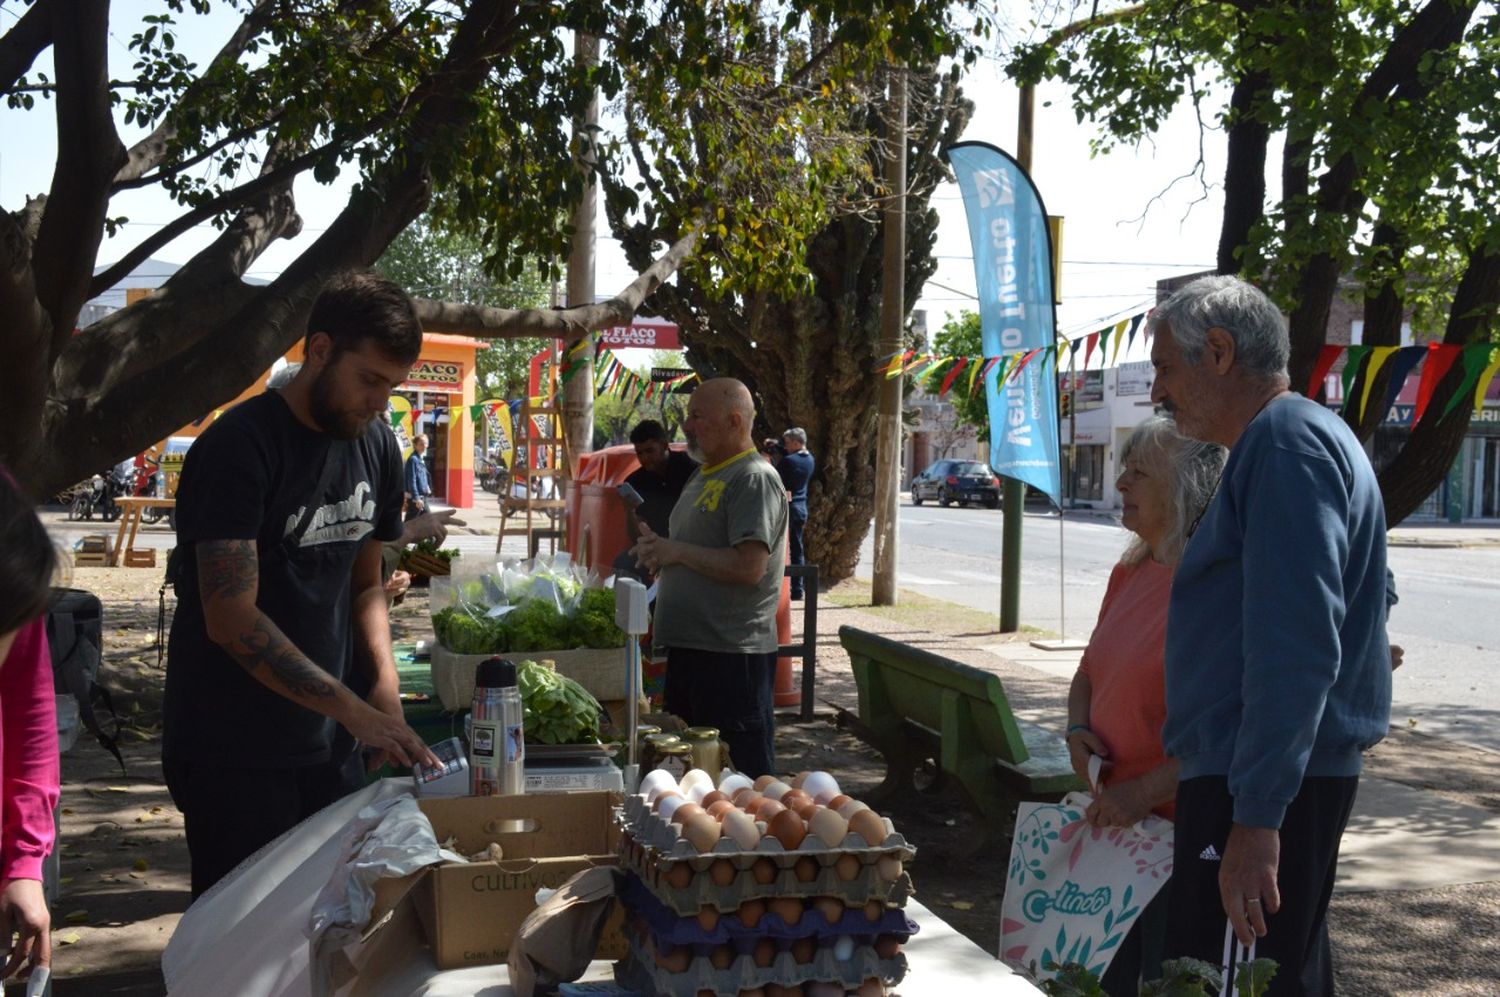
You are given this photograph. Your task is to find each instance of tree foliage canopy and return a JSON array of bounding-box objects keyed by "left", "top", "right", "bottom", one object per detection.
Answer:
[
  {"left": 2, "top": 0, "right": 986, "bottom": 496},
  {"left": 1010, "top": 0, "right": 1500, "bottom": 522}
]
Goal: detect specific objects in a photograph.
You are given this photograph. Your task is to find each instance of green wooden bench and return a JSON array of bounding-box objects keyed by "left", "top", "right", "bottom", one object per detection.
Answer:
[{"left": 839, "top": 626, "right": 1082, "bottom": 823}]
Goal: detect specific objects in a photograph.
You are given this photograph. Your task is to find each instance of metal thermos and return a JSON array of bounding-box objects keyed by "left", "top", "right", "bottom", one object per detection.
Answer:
[{"left": 470, "top": 657, "right": 524, "bottom": 796}]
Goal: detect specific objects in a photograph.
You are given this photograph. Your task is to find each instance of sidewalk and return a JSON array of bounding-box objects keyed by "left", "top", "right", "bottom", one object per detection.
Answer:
[{"left": 793, "top": 591, "right": 1500, "bottom": 891}]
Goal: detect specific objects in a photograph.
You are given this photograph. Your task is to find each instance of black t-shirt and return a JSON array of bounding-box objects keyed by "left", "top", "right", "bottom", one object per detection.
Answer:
[
  {"left": 162, "top": 391, "right": 404, "bottom": 767},
  {"left": 624, "top": 449, "right": 698, "bottom": 537}
]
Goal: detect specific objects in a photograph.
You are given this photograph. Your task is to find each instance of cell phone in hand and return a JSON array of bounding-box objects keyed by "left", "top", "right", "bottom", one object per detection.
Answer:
[{"left": 617, "top": 482, "right": 644, "bottom": 510}]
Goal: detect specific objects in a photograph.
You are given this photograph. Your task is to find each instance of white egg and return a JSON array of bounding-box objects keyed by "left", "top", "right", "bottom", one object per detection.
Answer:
[
  {"left": 762, "top": 779, "right": 793, "bottom": 802},
  {"left": 657, "top": 795, "right": 686, "bottom": 822},
  {"left": 641, "top": 769, "right": 679, "bottom": 801},
  {"left": 679, "top": 768, "right": 714, "bottom": 802},
  {"left": 723, "top": 809, "right": 762, "bottom": 850},
  {"left": 837, "top": 799, "right": 869, "bottom": 820},
  {"left": 717, "top": 772, "right": 753, "bottom": 797},
  {"left": 833, "top": 934, "right": 856, "bottom": 962},
  {"left": 801, "top": 771, "right": 841, "bottom": 805}
]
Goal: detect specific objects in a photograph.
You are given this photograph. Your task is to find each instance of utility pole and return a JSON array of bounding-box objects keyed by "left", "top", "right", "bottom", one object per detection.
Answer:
[
  {"left": 998, "top": 86, "right": 1036, "bottom": 632},
  {"left": 563, "top": 30, "right": 599, "bottom": 471},
  {"left": 872, "top": 68, "right": 907, "bottom": 606}
]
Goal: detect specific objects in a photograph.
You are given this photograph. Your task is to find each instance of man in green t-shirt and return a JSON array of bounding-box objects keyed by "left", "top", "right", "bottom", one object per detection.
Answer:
[{"left": 631, "top": 378, "right": 788, "bottom": 777}]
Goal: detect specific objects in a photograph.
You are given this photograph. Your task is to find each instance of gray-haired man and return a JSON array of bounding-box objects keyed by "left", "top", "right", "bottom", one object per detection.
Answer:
[{"left": 1150, "top": 275, "right": 1390, "bottom": 994}]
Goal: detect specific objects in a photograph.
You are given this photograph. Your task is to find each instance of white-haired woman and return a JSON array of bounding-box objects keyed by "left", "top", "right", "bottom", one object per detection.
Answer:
[{"left": 1064, "top": 414, "right": 1225, "bottom": 993}]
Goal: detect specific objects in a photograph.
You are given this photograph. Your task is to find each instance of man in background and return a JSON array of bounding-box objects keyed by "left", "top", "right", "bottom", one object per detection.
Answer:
[
  {"left": 632, "top": 380, "right": 788, "bottom": 777},
  {"left": 404, "top": 433, "right": 433, "bottom": 519},
  {"left": 765, "top": 427, "right": 814, "bottom": 599}
]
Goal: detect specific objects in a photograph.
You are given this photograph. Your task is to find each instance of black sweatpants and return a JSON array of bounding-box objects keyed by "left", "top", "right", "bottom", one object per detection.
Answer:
[
  {"left": 664, "top": 647, "right": 776, "bottom": 778},
  {"left": 1166, "top": 775, "right": 1359, "bottom": 996},
  {"left": 164, "top": 753, "right": 366, "bottom": 898}
]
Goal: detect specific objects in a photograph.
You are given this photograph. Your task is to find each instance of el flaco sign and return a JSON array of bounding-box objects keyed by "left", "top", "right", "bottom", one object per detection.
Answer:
[{"left": 404, "top": 359, "right": 463, "bottom": 391}]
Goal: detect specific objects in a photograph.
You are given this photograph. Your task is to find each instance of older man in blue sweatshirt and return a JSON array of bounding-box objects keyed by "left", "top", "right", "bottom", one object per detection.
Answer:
[{"left": 1150, "top": 276, "right": 1390, "bottom": 995}]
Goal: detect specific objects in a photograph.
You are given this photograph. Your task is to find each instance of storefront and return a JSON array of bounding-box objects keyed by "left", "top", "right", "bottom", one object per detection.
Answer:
[{"left": 388, "top": 334, "right": 485, "bottom": 509}]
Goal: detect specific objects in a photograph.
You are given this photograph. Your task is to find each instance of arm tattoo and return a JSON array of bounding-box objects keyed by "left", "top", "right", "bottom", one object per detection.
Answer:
[
  {"left": 225, "top": 614, "right": 338, "bottom": 700},
  {"left": 198, "top": 540, "right": 258, "bottom": 599}
]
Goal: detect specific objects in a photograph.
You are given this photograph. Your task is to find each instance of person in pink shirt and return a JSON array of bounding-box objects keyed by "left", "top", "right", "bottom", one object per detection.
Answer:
[
  {"left": 1064, "top": 415, "right": 1226, "bottom": 994},
  {"left": 0, "top": 468, "right": 60, "bottom": 985}
]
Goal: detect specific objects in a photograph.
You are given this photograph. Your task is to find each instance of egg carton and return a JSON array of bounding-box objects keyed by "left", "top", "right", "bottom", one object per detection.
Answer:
[
  {"left": 621, "top": 831, "right": 916, "bottom": 915},
  {"left": 620, "top": 795, "right": 916, "bottom": 864},
  {"left": 619, "top": 871, "right": 919, "bottom": 947},
  {"left": 617, "top": 927, "right": 908, "bottom": 996}
]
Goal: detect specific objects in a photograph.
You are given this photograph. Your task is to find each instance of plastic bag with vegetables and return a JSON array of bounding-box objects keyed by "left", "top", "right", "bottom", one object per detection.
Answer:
[{"left": 516, "top": 659, "right": 601, "bottom": 744}]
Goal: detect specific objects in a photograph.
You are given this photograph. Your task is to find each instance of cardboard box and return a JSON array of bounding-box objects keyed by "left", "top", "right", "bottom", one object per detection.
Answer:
[
  {"left": 430, "top": 643, "right": 625, "bottom": 712},
  {"left": 411, "top": 791, "right": 626, "bottom": 969}
]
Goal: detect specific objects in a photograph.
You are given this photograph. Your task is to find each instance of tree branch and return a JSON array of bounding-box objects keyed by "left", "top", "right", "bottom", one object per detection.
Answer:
[
  {"left": 414, "top": 223, "right": 702, "bottom": 340},
  {"left": 1217, "top": 67, "right": 1271, "bottom": 274},
  {"left": 31, "top": 0, "right": 124, "bottom": 361},
  {"left": 0, "top": 0, "right": 52, "bottom": 94}
]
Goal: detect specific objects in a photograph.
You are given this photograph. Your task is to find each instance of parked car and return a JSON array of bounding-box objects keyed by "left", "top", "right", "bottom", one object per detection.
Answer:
[{"left": 910, "top": 459, "right": 1002, "bottom": 508}]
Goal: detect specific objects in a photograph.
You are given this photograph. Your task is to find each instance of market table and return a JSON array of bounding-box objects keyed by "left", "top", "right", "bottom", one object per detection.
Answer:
[
  {"left": 160, "top": 780, "right": 1042, "bottom": 997},
  {"left": 108, "top": 495, "right": 175, "bottom": 566}
]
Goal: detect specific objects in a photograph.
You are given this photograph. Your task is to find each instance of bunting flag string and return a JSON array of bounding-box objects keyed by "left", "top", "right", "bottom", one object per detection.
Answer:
[{"left": 875, "top": 337, "right": 1500, "bottom": 414}]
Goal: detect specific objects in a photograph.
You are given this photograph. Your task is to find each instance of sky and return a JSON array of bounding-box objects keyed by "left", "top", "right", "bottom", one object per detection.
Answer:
[{"left": 0, "top": 6, "right": 1229, "bottom": 372}]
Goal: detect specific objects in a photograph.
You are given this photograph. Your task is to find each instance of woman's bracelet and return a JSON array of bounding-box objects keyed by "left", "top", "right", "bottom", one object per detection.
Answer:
[{"left": 1065, "top": 723, "right": 1091, "bottom": 737}]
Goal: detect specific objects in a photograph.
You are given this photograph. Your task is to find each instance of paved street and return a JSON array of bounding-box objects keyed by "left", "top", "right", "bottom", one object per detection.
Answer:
[{"left": 855, "top": 501, "right": 1500, "bottom": 754}]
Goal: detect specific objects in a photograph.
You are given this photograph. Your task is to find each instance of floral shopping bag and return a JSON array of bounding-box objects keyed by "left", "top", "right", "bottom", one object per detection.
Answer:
[{"left": 999, "top": 761, "right": 1174, "bottom": 982}]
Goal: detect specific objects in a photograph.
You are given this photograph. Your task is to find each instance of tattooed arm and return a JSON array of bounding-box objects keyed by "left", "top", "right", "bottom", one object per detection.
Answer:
[{"left": 196, "top": 540, "right": 439, "bottom": 769}]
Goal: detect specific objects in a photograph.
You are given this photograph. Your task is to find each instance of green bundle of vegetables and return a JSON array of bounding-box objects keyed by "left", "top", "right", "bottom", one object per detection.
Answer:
[
  {"left": 433, "top": 607, "right": 506, "bottom": 655},
  {"left": 571, "top": 587, "right": 628, "bottom": 649},
  {"left": 516, "top": 659, "right": 601, "bottom": 744},
  {"left": 505, "top": 599, "right": 572, "bottom": 652}
]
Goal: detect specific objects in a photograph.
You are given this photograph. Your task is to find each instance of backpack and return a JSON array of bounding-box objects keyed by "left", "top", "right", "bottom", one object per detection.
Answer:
[{"left": 45, "top": 588, "right": 126, "bottom": 774}]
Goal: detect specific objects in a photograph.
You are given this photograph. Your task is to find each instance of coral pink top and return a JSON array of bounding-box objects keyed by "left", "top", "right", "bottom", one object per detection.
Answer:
[
  {"left": 1078, "top": 558, "right": 1175, "bottom": 820},
  {"left": 1, "top": 619, "right": 60, "bottom": 881}
]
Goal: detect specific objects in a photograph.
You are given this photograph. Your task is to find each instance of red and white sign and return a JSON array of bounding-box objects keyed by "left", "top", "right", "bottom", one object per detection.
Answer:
[
  {"left": 404, "top": 359, "right": 464, "bottom": 391},
  {"left": 598, "top": 320, "right": 680, "bottom": 350}
]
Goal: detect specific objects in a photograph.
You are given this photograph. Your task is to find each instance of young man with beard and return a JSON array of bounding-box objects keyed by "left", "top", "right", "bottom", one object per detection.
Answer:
[
  {"left": 162, "top": 272, "right": 440, "bottom": 898},
  {"left": 631, "top": 379, "right": 788, "bottom": 777}
]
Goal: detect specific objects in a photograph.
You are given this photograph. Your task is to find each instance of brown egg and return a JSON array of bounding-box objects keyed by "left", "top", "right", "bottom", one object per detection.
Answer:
[
  {"left": 755, "top": 799, "right": 786, "bottom": 823},
  {"left": 707, "top": 799, "right": 737, "bottom": 820},
  {"left": 790, "top": 936, "right": 817, "bottom": 964},
  {"left": 768, "top": 809, "right": 807, "bottom": 850},
  {"left": 683, "top": 812, "right": 723, "bottom": 852},
  {"left": 826, "top": 793, "right": 852, "bottom": 812},
  {"left": 835, "top": 853, "right": 862, "bottom": 881},
  {"left": 737, "top": 898, "right": 767, "bottom": 929},
  {"left": 732, "top": 787, "right": 762, "bottom": 807},
  {"left": 848, "top": 808, "right": 887, "bottom": 846},
  {"left": 793, "top": 855, "right": 820, "bottom": 883},
  {"left": 752, "top": 937, "right": 777, "bottom": 967},
  {"left": 856, "top": 979, "right": 885, "bottom": 997},
  {"left": 751, "top": 857, "right": 778, "bottom": 885},
  {"left": 752, "top": 774, "right": 778, "bottom": 791},
  {"left": 876, "top": 854, "right": 903, "bottom": 883},
  {"left": 709, "top": 944, "right": 734, "bottom": 970},
  {"left": 656, "top": 943, "right": 690, "bottom": 973},
  {"left": 710, "top": 858, "right": 737, "bottom": 887},
  {"left": 807, "top": 807, "right": 848, "bottom": 846},
  {"left": 665, "top": 862, "right": 693, "bottom": 889},
  {"left": 699, "top": 789, "right": 729, "bottom": 809},
  {"left": 811, "top": 895, "right": 844, "bottom": 926},
  {"left": 790, "top": 770, "right": 811, "bottom": 788},
  {"left": 671, "top": 801, "right": 705, "bottom": 826},
  {"left": 698, "top": 906, "right": 721, "bottom": 932},
  {"left": 874, "top": 934, "right": 901, "bottom": 959},
  {"left": 784, "top": 791, "right": 816, "bottom": 816},
  {"left": 765, "top": 986, "right": 802, "bottom": 997},
  {"left": 863, "top": 899, "right": 884, "bottom": 922},
  {"left": 744, "top": 795, "right": 775, "bottom": 818},
  {"left": 769, "top": 896, "right": 804, "bottom": 926},
  {"left": 740, "top": 990, "right": 767, "bottom": 997}
]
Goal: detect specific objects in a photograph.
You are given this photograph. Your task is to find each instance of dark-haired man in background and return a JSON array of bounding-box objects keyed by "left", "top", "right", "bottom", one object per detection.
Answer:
[{"left": 163, "top": 272, "right": 440, "bottom": 897}]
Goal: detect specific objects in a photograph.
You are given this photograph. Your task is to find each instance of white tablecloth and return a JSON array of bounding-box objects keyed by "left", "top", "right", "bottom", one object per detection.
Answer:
[{"left": 162, "top": 780, "right": 1039, "bottom": 996}]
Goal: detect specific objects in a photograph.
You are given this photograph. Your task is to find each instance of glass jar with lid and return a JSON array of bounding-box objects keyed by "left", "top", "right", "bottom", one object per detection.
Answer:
[{"left": 681, "top": 726, "right": 723, "bottom": 774}]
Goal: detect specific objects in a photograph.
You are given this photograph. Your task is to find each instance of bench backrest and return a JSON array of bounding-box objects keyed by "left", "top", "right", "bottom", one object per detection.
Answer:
[{"left": 839, "top": 625, "right": 1030, "bottom": 765}]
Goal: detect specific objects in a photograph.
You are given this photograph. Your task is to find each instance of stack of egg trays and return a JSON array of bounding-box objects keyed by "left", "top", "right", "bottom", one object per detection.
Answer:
[
  {"left": 620, "top": 871, "right": 919, "bottom": 946},
  {"left": 617, "top": 794, "right": 917, "bottom": 913},
  {"left": 612, "top": 887, "right": 912, "bottom": 995}
]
